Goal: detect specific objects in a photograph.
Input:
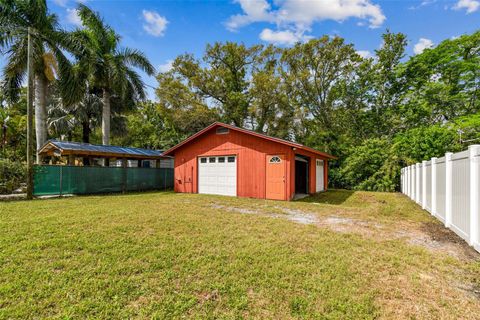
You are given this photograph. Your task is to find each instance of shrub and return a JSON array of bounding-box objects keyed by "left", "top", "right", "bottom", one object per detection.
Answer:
[
  {"left": 338, "top": 138, "right": 391, "bottom": 189},
  {"left": 0, "top": 159, "right": 26, "bottom": 194}
]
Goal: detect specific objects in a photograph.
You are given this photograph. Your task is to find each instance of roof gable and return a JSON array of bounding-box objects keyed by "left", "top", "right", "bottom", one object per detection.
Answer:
[{"left": 162, "top": 122, "right": 336, "bottom": 159}]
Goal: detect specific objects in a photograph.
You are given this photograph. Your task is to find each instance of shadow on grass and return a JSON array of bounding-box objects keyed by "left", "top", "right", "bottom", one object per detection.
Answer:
[{"left": 297, "top": 189, "right": 355, "bottom": 205}]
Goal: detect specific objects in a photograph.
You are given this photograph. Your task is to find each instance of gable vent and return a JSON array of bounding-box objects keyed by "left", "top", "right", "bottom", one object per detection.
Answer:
[{"left": 216, "top": 127, "right": 229, "bottom": 135}]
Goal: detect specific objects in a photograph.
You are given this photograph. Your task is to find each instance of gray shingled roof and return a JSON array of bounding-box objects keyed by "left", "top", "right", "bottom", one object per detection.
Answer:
[{"left": 44, "top": 140, "right": 164, "bottom": 158}]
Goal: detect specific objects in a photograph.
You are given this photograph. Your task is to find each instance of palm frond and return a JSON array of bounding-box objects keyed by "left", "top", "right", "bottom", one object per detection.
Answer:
[
  {"left": 76, "top": 3, "right": 114, "bottom": 53},
  {"left": 1, "top": 70, "right": 25, "bottom": 103},
  {"left": 117, "top": 47, "right": 155, "bottom": 75},
  {"left": 125, "top": 67, "right": 146, "bottom": 100},
  {"left": 2, "top": 36, "right": 27, "bottom": 102}
]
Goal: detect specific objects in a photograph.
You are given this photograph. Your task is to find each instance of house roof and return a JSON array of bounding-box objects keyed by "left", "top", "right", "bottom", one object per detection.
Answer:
[
  {"left": 39, "top": 140, "right": 168, "bottom": 159},
  {"left": 162, "top": 122, "right": 337, "bottom": 159}
]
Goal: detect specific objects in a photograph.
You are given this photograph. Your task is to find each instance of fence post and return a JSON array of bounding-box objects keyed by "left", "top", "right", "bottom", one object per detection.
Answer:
[
  {"left": 445, "top": 152, "right": 453, "bottom": 228},
  {"left": 413, "top": 163, "right": 421, "bottom": 203},
  {"left": 431, "top": 157, "right": 437, "bottom": 216},
  {"left": 407, "top": 166, "right": 411, "bottom": 198},
  {"left": 469, "top": 145, "right": 480, "bottom": 247},
  {"left": 404, "top": 167, "right": 408, "bottom": 196},
  {"left": 164, "top": 168, "right": 167, "bottom": 191},
  {"left": 422, "top": 161, "right": 427, "bottom": 209},
  {"left": 413, "top": 163, "right": 420, "bottom": 203},
  {"left": 122, "top": 158, "right": 127, "bottom": 193},
  {"left": 59, "top": 165, "right": 63, "bottom": 196},
  {"left": 401, "top": 168, "right": 404, "bottom": 194},
  {"left": 404, "top": 167, "right": 407, "bottom": 195},
  {"left": 409, "top": 165, "right": 412, "bottom": 199},
  {"left": 413, "top": 164, "right": 417, "bottom": 201},
  {"left": 409, "top": 165, "right": 413, "bottom": 198}
]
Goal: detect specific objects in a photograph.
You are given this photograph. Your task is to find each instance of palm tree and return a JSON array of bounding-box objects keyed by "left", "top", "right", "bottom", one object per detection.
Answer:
[
  {"left": 47, "top": 90, "right": 102, "bottom": 144},
  {"left": 0, "top": 0, "right": 81, "bottom": 162},
  {"left": 75, "top": 4, "right": 155, "bottom": 145}
]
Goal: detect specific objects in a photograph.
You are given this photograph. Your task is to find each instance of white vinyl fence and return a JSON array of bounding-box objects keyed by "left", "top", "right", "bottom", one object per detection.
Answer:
[{"left": 401, "top": 145, "right": 480, "bottom": 253}]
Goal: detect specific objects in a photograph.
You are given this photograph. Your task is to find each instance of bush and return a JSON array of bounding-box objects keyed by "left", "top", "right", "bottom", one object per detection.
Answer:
[
  {"left": 0, "top": 159, "right": 26, "bottom": 194},
  {"left": 337, "top": 138, "right": 391, "bottom": 189},
  {"left": 333, "top": 124, "right": 462, "bottom": 192},
  {"left": 392, "top": 125, "right": 460, "bottom": 163}
]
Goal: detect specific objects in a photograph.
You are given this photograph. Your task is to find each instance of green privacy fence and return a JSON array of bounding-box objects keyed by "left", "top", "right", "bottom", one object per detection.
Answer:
[{"left": 33, "top": 165, "right": 174, "bottom": 196}]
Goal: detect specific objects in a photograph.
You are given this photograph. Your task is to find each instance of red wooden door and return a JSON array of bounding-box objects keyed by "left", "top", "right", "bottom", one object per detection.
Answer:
[{"left": 266, "top": 154, "right": 286, "bottom": 200}]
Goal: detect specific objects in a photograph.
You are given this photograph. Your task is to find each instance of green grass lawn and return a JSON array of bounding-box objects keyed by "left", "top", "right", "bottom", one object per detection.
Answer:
[{"left": 0, "top": 190, "right": 479, "bottom": 319}]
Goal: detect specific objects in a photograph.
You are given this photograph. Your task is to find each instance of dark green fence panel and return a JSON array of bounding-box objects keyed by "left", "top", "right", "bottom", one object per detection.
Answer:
[
  {"left": 33, "top": 166, "right": 63, "bottom": 196},
  {"left": 33, "top": 165, "right": 174, "bottom": 196},
  {"left": 127, "top": 168, "right": 158, "bottom": 191},
  {"left": 164, "top": 168, "right": 174, "bottom": 189},
  {"left": 63, "top": 166, "right": 124, "bottom": 194}
]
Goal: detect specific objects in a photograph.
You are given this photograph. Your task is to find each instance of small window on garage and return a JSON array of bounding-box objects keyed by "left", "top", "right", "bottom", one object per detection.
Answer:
[
  {"left": 200, "top": 157, "right": 207, "bottom": 163},
  {"left": 216, "top": 127, "right": 229, "bottom": 135},
  {"left": 269, "top": 156, "right": 281, "bottom": 163},
  {"left": 218, "top": 157, "right": 225, "bottom": 163},
  {"left": 209, "top": 157, "right": 216, "bottom": 163},
  {"left": 228, "top": 156, "right": 235, "bottom": 163}
]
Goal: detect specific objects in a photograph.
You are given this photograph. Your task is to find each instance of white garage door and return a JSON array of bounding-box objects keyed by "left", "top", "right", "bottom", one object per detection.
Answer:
[{"left": 198, "top": 155, "right": 237, "bottom": 196}]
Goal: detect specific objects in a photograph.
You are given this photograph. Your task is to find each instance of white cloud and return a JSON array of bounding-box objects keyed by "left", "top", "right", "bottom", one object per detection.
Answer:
[
  {"left": 260, "top": 28, "right": 313, "bottom": 45},
  {"left": 66, "top": 8, "right": 82, "bottom": 26},
  {"left": 142, "top": 10, "right": 168, "bottom": 37},
  {"left": 413, "top": 38, "right": 434, "bottom": 55},
  {"left": 53, "top": 0, "right": 68, "bottom": 7},
  {"left": 158, "top": 60, "right": 173, "bottom": 73},
  {"left": 356, "top": 50, "right": 373, "bottom": 58},
  {"left": 226, "top": 0, "right": 274, "bottom": 31},
  {"left": 409, "top": 0, "right": 437, "bottom": 10},
  {"left": 453, "top": 0, "right": 480, "bottom": 13},
  {"left": 226, "top": 0, "right": 385, "bottom": 46}
]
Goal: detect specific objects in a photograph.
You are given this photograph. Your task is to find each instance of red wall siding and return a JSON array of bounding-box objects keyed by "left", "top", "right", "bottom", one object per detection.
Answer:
[{"left": 172, "top": 128, "right": 329, "bottom": 200}]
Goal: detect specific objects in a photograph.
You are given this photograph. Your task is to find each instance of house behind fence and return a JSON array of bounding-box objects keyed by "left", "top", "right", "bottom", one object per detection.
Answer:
[{"left": 400, "top": 145, "right": 480, "bottom": 253}]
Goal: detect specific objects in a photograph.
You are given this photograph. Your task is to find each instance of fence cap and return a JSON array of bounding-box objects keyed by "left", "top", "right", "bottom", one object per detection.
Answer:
[{"left": 469, "top": 144, "right": 480, "bottom": 157}]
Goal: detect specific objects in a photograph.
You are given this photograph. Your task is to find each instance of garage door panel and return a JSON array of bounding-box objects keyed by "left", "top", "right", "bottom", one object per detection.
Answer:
[{"left": 198, "top": 155, "right": 237, "bottom": 196}]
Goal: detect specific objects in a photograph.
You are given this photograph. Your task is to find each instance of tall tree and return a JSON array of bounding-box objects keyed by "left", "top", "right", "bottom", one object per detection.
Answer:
[
  {"left": 248, "top": 45, "right": 294, "bottom": 138},
  {"left": 174, "top": 42, "right": 262, "bottom": 127},
  {"left": 281, "top": 36, "right": 361, "bottom": 135},
  {"left": 74, "top": 4, "right": 155, "bottom": 145},
  {"left": 155, "top": 70, "right": 219, "bottom": 146},
  {"left": 369, "top": 31, "right": 407, "bottom": 137},
  {"left": 0, "top": 0, "right": 80, "bottom": 161},
  {"left": 401, "top": 31, "right": 480, "bottom": 126}
]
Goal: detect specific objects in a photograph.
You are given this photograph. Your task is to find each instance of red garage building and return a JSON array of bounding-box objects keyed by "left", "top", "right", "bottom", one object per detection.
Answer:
[{"left": 162, "top": 122, "right": 336, "bottom": 201}]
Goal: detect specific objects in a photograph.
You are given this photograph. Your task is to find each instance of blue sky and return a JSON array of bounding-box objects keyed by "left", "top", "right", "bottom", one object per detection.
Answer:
[{"left": 3, "top": 0, "right": 480, "bottom": 99}]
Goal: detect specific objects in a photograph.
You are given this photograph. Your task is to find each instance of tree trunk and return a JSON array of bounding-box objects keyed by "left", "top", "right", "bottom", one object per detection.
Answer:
[
  {"left": 26, "top": 27, "right": 34, "bottom": 199},
  {"left": 82, "top": 120, "right": 91, "bottom": 166},
  {"left": 102, "top": 88, "right": 111, "bottom": 145},
  {"left": 82, "top": 121, "right": 90, "bottom": 143},
  {"left": 34, "top": 74, "right": 48, "bottom": 163}
]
